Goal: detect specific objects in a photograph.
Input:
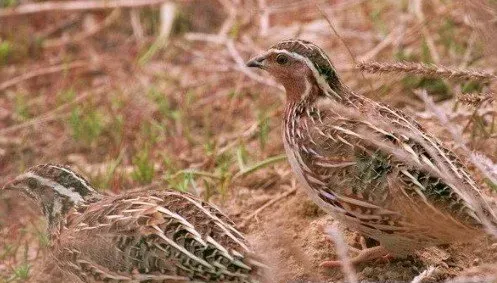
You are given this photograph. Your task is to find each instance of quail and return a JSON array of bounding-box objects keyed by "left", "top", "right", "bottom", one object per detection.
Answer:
[
  {"left": 246, "top": 39, "right": 497, "bottom": 266},
  {"left": 3, "top": 164, "right": 265, "bottom": 282}
]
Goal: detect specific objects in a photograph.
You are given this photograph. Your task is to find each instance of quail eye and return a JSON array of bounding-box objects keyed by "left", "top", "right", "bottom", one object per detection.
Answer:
[
  {"left": 27, "top": 178, "right": 39, "bottom": 189},
  {"left": 276, "top": 54, "right": 289, "bottom": 65}
]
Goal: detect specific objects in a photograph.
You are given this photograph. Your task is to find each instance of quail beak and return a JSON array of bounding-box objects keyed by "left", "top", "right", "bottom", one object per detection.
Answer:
[
  {"left": 2, "top": 180, "right": 36, "bottom": 200},
  {"left": 246, "top": 54, "right": 267, "bottom": 69},
  {"left": 2, "top": 179, "right": 14, "bottom": 190}
]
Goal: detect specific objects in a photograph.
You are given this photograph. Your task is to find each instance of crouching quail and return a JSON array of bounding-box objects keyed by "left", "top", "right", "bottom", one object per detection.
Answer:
[{"left": 3, "top": 164, "right": 266, "bottom": 282}]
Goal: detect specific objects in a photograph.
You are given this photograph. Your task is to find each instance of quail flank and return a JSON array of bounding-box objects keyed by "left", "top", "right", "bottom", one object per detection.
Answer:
[
  {"left": 246, "top": 39, "right": 497, "bottom": 266},
  {"left": 3, "top": 164, "right": 265, "bottom": 282}
]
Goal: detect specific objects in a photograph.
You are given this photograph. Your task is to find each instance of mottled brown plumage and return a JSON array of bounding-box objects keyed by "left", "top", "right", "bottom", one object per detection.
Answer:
[
  {"left": 247, "top": 39, "right": 497, "bottom": 266},
  {"left": 3, "top": 164, "right": 265, "bottom": 282}
]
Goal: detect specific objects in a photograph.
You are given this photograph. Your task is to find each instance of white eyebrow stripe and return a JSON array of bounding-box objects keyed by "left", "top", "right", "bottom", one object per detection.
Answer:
[
  {"left": 17, "top": 172, "right": 85, "bottom": 204},
  {"left": 315, "top": 47, "right": 331, "bottom": 63},
  {"left": 303, "top": 76, "right": 312, "bottom": 98},
  {"left": 275, "top": 40, "right": 315, "bottom": 50},
  {"left": 53, "top": 165, "right": 96, "bottom": 193}
]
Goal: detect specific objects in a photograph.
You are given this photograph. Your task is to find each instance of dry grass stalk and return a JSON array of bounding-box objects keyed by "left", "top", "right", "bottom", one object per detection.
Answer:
[
  {"left": 159, "top": 2, "right": 176, "bottom": 39},
  {"left": 456, "top": 92, "right": 494, "bottom": 106},
  {"left": 184, "top": 33, "right": 283, "bottom": 91},
  {"left": 239, "top": 186, "right": 296, "bottom": 229},
  {"left": 410, "top": 266, "right": 436, "bottom": 283},
  {"left": 358, "top": 61, "right": 497, "bottom": 82},
  {"left": 358, "top": 27, "right": 402, "bottom": 62},
  {"left": 43, "top": 9, "right": 121, "bottom": 49},
  {"left": 324, "top": 222, "right": 358, "bottom": 283},
  {"left": 0, "top": 0, "right": 168, "bottom": 17},
  {"left": 257, "top": 0, "right": 269, "bottom": 36},
  {"left": 130, "top": 8, "right": 145, "bottom": 44},
  {"left": 0, "top": 61, "right": 88, "bottom": 92},
  {"left": 411, "top": 0, "right": 440, "bottom": 64},
  {"left": 317, "top": 4, "right": 373, "bottom": 91}
]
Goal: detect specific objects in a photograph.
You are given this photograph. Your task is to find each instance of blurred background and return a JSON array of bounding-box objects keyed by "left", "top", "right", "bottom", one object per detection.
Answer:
[{"left": 1, "top": 0, "right": 497, "bottom": 282}]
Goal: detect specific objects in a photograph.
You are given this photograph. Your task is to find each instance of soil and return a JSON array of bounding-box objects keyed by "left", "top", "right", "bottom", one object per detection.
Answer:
[{"left": 218, "top": 185, "right": 497, "bottom": 282}]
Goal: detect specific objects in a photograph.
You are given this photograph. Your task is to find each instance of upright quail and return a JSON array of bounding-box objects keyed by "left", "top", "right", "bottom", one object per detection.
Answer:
[{"left": 246, "top": 39, "right": 497, "bottom": 266}]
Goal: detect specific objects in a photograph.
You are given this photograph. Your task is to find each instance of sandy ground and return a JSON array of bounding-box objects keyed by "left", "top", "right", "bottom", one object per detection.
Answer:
[{"left": 219, "top": 184, "right": 497, "bottom": 282}]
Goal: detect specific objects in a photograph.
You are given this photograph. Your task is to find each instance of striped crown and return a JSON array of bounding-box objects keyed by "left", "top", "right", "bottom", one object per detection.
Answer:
[
  {"left": 26, "top": 164, "right": 98, "bottom": 201},
  {"left": 271, "top": 39, "right": 342, "bottom": 91}
]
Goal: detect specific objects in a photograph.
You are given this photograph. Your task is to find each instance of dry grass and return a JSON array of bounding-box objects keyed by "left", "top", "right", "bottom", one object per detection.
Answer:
[
  {"left": 358, "top": 61, "right": 497, "bottom": 82},
  {"left": 1, "top": 0, "right": 497, "bottom": 282}
]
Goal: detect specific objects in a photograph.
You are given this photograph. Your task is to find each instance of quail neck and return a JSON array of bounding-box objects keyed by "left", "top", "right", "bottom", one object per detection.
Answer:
[{"left": 247, "top": 39, "right": 497, "bottom": 266}]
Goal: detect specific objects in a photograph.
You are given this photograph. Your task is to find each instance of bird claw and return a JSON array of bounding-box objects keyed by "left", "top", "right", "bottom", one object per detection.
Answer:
[
  {"left": 318, "top": 225, "right": 391, "bottom": 268},
  {"left": 319, "top": 260, "right": 342, "bottom": 268},
  {"left": 320, "top": 246, "right": 391, "bottom": 268},
  {"left": 355, "top": 232, "right": 369, "bottom": 250}
]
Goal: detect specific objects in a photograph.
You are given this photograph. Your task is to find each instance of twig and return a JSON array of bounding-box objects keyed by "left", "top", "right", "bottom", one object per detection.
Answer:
[
  {"left": 217, "top": 0, "right": 237, "bottom": 37},
  {"left": 136, "top": 1, "right": 175, "bottom": 64},
  {"left": 163, "top": 169, "right": 222, "bottom": 181},
  {"left": 0, "top": 0, "right": 168, "bottom": 17},
  {"left": 130, "top": 8, "right": 145, "bottom": 44},
  {"left": 185, "top": 33, "right": 283, "bottom": 90},
  {"left": 232, "top": 154, "right": 287, "bottom": 180},
  {"left": 411, "top": 266, "right": 436, "bottom": 283},
  {"left": 257, "top": 0, "right": 269, "bottom": 36},
  {"left": 134, "top": 1, "right": 176, "bottom": 64},
  {"left": 36, "top": 14, "right": 81, "bottom": 39},
  {"left": 43, "top": 9, "right": 121, "bottom": 49},
  {"left": 159, "top": 2, "right": 176, "bottom": 38},
  {"left": 225, "top": 39, "right": 284, "bottom": 91},
  {"left": 184, "top": 33, "right": 284, "bottom": 91},
  {"left": 0, "top": 61, "right": 88, "bottom": 92},
  {"left": 263, "top": 0, "right": 364, "bottom": 14},
  {"left": 265, "top": 18, "right": 382, "bottom": 42},
  {"left": 358, "top": 61, "right": 497, "bottom": 82},
  {"left": 412, "top": 0, "right": 440, "bottom": 64},
  {"left": 324, "top": 222, "right": 358, "bottom": 283},
  {"left": 316, "top": 5, "right": 357, "bottom": 68},
  {"left": 239, "top": 186, "right": 297, "bottom": 228},
  {"left": 359, "top": 27, "right": 400, "bottom": 62},
  {"left": 316, "top": 4, "right": 373, "bottom": 92},
  {"left": 461, "top": 31, "right": 478, "bottom": 68},
  {"left": 217, "top": 120, "right": 267, "bottom": 155},
  {"left": 184, "top": 32, "right": 226, "bottom": 44}
]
